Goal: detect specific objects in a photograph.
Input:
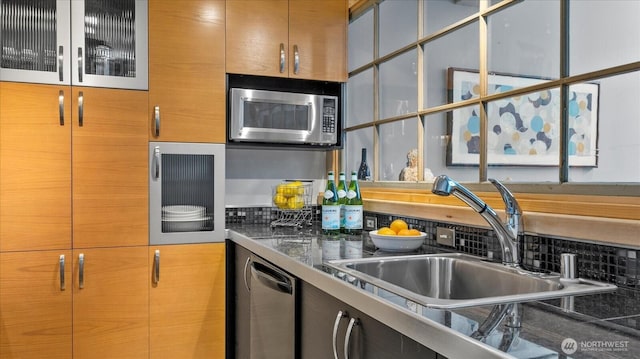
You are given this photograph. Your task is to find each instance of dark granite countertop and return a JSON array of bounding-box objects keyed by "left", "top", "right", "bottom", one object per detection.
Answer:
[{"left": 227, "top": 224, "right": 640, "bottom": 359}]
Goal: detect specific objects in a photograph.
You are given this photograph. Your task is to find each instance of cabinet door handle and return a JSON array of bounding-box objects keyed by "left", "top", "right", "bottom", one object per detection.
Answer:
[
  {"left": 58, "top": 45, "right": 64, "bottom": 82},
  {"left": 344, "top": 317, "right": 359, "bottom": 359},
  {"left": 153, "top": 250, "right": 160, "bottom": 284},
  {"left": 153, "top": 106, "right": 160, "bottom": 137},
  {"left": 77, "top": 47, "right": 83, "bottom": 83},
  {"left": 59, "top": 254, "right": 66, "bottom": 291},
  {"left": 293, "top": 44, "right": 300, "bottom": 74},
  {"left": 332, "top": 310, "right": 348, "bottom": 359},
  {"left": 279, "top": 43, "right": 286, "bottom": 73},
  {"left": 153, "top": 146, "right": 161, "bottom": 180},
  {"left": 58, "top": 90, "right": 65, "bottom": 125},
  {"left": 243, "top": 257, "right": 251, "bottom": 292},
  {"left": 78, "top": 253, "right": 85, "bottom": 289},
  {"left": 78, "top": 91, "right": 84, "bottom": 127}
]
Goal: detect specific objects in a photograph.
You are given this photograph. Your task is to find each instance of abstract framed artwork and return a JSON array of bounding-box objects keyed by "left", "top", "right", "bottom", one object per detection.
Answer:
[{"left": 446, "top": 68, "right": 599, "bottom": 167}]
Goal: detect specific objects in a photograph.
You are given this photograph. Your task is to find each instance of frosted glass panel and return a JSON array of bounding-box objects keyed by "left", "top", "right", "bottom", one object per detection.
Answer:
[
  {"left": 488, "top": 0, "right": 560, "bottom": 81},
  {"left": 569, "top": 0, "right": 640, "bottom": 75},
  {"left": 1, "top": 0, "right": 58, "bottom": 72},
  {"left": 348, "top": 8, "right": 374, "bottom": 71},
  {"left": 345, "top": 128, "right": 374, "bottom": 179},
  {"left": 424, "top": 0, "right": 478, "bottom": 36},
  {"left": 161, "top": 154, "right": 216, "bottom": 233},
  {"left": 424, "top": 21, "right": 478, "bottom": 108},
  {"left": 569, "top": 72, "right": 640, "bottom": 183},
  {"left": 379, "top": 49, "right": 417, "bottom": 119},
  {"left": 380, "top": 118, "right": 418, "bottom": 181},
  {"left": 379, "top": 0, "right": 417, "bottom": 57},
  {"left": 347, "top": 68, "right": 374, "bottom": 127},
  {"left": 84, "top": 0, "right": 136, "bottom": 77}
]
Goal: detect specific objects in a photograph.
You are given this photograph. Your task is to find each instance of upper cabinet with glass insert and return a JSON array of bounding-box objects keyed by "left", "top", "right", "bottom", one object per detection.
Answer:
[{"left": 0, "top": 0, "right": 147, "bottom": 89}]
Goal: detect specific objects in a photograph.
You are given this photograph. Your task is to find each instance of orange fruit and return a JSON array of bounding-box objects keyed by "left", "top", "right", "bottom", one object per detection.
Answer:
[
  {"left": 389, "top": 219, "right": 408, "bottom": 234},
  {"left": 377, "top": 227, "right": 396, "bottom": 235},
  {"left": 398, "top": 228, "right": 421, "bottom": 236},
  {"left": 408, "top": 229, "right": 421, "bottom": 236}
]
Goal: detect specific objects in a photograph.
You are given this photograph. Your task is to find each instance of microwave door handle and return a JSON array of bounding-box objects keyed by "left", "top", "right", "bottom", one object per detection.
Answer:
[{"left": 153, "top": 147, "right": 161, "bottom": 180}]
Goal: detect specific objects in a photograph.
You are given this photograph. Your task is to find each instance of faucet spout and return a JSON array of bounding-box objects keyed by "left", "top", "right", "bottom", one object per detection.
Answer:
[{"left": 432, "top": 175, "right": 523, "bottom": 267}]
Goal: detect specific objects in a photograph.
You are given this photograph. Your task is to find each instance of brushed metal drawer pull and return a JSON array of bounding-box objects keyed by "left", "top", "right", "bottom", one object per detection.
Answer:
[
  {"left": 293, "top": 44, "right": 299, "bottom": 74},
  {"left": 58, "top": 45, "right": 64, "bottom": 82},
  {"left": 153, "top": 146, "right": 161, "bottom": 180},
  {"left": 58, "top": 90, "right": 64, "bottom": 125},
  {"left": 78, "top": 253, "right": 85, "bottom": 289},
  {"left": 279, "top": 43, "right": 286, "bottom": 73},
  {"left": 344, "top": 317, "right": 359, "bottom": 359},
  {"left": 332, "top": 310, "right": 348, "bottom": 359},
  {"left": 78, "top": 91, "right": 84, "bottom": 127},
  {"left": 154, "top": 106, "right": 160, "bottom": 137},
  {"left": 59, "top": 254, "right": 65, "bottom": 291},
  {"left": 153, "top": 250, "right": 160, "bottom": 284},
  {"left": 77, "top": 47, "right": 83, "bottom": 83}
]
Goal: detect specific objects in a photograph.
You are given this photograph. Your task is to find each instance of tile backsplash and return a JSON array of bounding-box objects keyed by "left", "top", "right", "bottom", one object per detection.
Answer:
[{"left": 225, "top": 206, "right": 639, "bottom": 291}]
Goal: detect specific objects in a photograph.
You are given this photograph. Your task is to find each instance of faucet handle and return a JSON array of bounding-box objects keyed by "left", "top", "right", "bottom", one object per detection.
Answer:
[{"left": 488, "top": 178, "right": 522, "bottom": 215}]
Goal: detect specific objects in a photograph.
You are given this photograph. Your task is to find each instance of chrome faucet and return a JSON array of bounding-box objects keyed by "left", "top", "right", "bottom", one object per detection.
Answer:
[{"left": 432, "top": 175, "right": 523, "bottom": 267}]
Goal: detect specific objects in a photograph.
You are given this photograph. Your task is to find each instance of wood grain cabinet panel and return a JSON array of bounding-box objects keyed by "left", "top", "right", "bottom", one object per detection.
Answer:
[
  {"left": 149, "top": 243, "right": 226, "bottom": 358},
  {"left": 226, "top": 0, "right": 347, "bottom": 82},
  {"left": 0, "top": 251, "right": 73, "bottom": 359},
  {"left": 71, "top": 87, "right": 148, "bottom": 249},
  {"left": 288, "top": 0, "right": 347, "bottom": 82},
  {"left": 72, "top": 247, "right": 149, "bottom": 359},
  {"left": 0, "top": 82, "right": 72, "bottom": 251},
  {"left": 148, "top": 0, "right": 226, "bottom": 143}
]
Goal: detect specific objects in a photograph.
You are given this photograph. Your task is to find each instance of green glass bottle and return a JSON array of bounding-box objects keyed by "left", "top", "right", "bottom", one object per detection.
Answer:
[
  {"left": 344, "top": 171, "right": 363, "bottom": 235},
  {"left": 337, "top": 171, "right": 347, "bottom": 232},
  {"left": 322, "top": 171, "right": 340, "bottom": 235}
]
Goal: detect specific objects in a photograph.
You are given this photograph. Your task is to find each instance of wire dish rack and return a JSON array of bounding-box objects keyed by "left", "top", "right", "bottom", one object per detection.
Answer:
[{"left": 271, "top": 181, "right": 313, "bottom": 228}]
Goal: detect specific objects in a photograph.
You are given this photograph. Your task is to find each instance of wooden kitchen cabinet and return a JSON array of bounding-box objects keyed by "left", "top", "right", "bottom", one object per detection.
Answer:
[
  {"left": 72, "top": 247, "right": 149, "bottom": 358},
  {"left": 148, "top": 0, "right": 226, "bottom": 143},
  {"left": 0, "top": 83, "right": 148, "bottom": 251},
  {"left": 0, "top": 82, "right": 72, "bottom": 252},
  {"left": 0, "top": 250, "right": 73, "bottom": 359},
  {"left": 0, "top": 83, "right": 149, "bottom": 358},
  {"left": 226, "top": 0, "right": 347, "bottom": 82},
  {"left": 71, "top": 87, "right": 148, "bottom": 249},
  {"left": 300, "top": 281, "right": 437, "bottom": 359},
  {"left": 149, "top": 243, "right": 226, "bottom": 358}
]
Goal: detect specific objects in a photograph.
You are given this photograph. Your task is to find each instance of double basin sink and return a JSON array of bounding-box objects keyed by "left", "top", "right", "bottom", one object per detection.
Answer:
[{"left": 326, "top": 253, "right": 617, "bottom": 309}]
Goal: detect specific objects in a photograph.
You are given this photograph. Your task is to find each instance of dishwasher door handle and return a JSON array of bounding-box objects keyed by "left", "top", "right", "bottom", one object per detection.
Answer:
[{"left": 250, "top": 261, "right": 292, "bottom": 294}]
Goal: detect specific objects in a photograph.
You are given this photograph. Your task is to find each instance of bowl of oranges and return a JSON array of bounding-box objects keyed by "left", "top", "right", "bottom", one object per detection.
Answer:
[{"left": 369, "top": 219, "right": 426, "bottom": 252}]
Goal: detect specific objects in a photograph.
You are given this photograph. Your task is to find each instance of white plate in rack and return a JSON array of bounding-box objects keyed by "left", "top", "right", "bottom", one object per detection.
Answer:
[
  {"left": 162, "top": 205, "right": 206, "bottom": 220},
  {"left": 162, "top": 216, "right": 211, "bottom": 232},
  {"left": 369, "top": 230, "right": 426, "bottom": 252}
]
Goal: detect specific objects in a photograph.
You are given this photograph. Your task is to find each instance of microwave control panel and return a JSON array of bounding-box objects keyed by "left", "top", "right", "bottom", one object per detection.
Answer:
[{"left": 322, "top": 98, "right": 337, "bottom": 134}]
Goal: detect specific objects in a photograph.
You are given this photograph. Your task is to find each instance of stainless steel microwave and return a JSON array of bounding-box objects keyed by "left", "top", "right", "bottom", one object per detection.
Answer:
[{"left": 229, "top": 88, "right": 339, "bottom": 147}]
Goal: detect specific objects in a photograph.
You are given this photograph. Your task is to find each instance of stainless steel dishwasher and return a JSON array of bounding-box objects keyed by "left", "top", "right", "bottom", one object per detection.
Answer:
[{"left": 249, "top": 255, "right": 296, "bottom": 359}]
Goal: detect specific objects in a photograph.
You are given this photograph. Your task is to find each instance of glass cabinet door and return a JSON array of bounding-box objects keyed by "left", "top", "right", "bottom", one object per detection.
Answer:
[
  {"left": 71, "top": 0, "right": 147, "bottom": 89},
  {"left": 0, "top": 0, "right": 71, "bottom": 84},
  {"left": 149, "top": 143, "right": 225, "bottom": 245}
]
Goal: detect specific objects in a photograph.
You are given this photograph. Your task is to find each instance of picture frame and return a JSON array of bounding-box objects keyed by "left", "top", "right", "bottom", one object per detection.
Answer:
[{"left": 446, "top": 68, "right": 599, "bottom": 167}]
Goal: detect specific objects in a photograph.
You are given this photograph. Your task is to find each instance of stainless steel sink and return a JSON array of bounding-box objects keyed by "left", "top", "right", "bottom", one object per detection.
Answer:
[{"left": 326, "top": 253, "right": 616, "bottom": 309}]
